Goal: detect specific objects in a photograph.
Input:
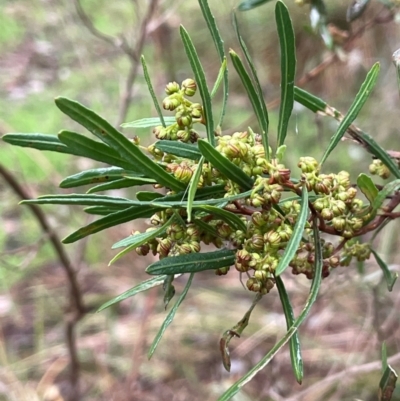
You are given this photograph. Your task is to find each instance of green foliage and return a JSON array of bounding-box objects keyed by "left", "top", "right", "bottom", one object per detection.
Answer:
[{"left": 2, "top": 0, "right": 400, "bottom": 400}]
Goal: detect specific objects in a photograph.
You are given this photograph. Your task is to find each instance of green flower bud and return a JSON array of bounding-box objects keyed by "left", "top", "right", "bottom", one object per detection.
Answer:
[
  {"left": 329, "top": 256, "right": 340, "bottom": 268},
  {"left": 246, "top": 277, "right": 262, "bottom": 292},
  {"left": 189, "top": 241, "right": 201, "bottom": 253},
  {"left": 332, "top": 217, "right": 345, "bottom": 231},
  {"left": 157, "top": 238, "right": 172, "bottom": 257},
  {"left": 336, "top": 171, "right": 350, "bottom": 188},
  {"left": 298, "top": 156, "right": 319, "bottom": 173},
  {"left": 215, "top": 266, "right": 230, "bottom": 275},
  {"left": 233, "top": 131, "right": 251, "bottom": 143},
  {"left": 177, "top": 129, "right": 191, "bottom": 142},
  {"left": 167, "top": 223, "right": 185, "bottom": 241},
  {"left": 163, "top": 96, "right": 180, "bottom": 111},
  {"left": 342, "top": 229, "right": 354, "bottom": 238},
  {"left": 321, "top": 208, "right": 334, "bottom": 221},
  {"left": 176, "top": 111, "right": 192, "bottom": 128},
  {"left": 150, "top": 213, "right": 162, "bottom": 226},
  {"left": 182, "top": 78, "right": 197, "bottom": 96},
  {"left": 190, "top": 103, "right": 203, "bottom": 119},
  {"left": 250, "top": 234, "right": 264, "bottom": 250},
  {"left": 254, "top": 270, "right": 268, "bottom": 282},
  {"left": 349, "top": 217, "right": 364, "bottom": 231},
  {"left": 264, "top": 231, "right": 281, "bottom": 248},
  {"left": 332, "top": 199, "right": 347, "bottom": 216},
  {"left": 136, "top": 243, "right": 150, "bottom": 256},
  {"left": 174, "top": 163, "right": 193, "bottom": 183},
  {"left": 165, "top": 81, "right": 180, "bottom": 95},
  {"left": 251, "top": 211, "right": 266, "bottom": 227},
  {"left": 154, "top": 126, "right": 168, "bottom": 140}
]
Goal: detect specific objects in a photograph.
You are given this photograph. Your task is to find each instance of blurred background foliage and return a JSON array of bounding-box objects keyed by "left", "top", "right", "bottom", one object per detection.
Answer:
[{"left": 0, "top": 0, "right": 400, "bottom": 400}]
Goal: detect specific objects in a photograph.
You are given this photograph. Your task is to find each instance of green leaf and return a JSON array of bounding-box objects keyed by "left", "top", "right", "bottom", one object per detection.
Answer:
[
  {"left": 197, "top": 139, "right": 254, "bottom": 190},
  {"left": 198, "top": 0, "right": 228, "bottom": 126},
  {"left": 382, "top": 342, "right": 388, "bottom": 372},
  {"left": 154, "top": 140, "right": 202, "bottom": 160},
  {"left": 238, "top": 0, "right": 273, "bottom": 11},
  {"left": 211, "top": 58, "right": 227, "bottom": 99},
  {"left": 121, "top": 117, "right": 176, "bottom": 128},
  {"left": 347, "top": 0, "right": 371, "bottom": 22},
  {"left": 229, "top": 50, "right": 270, "bottom": 157},
  {"left": 276, "top": 276, "right": 303, "bottom": 384},
  {"left": 109, "top": 216, "right": 174, "bottom": 265},
  {"left": 195, "top": 205, "right": 247, "bottom": 232},
  {"left": 180, "top": 26, "right": 215, "bottom": 147},
  {"left": 294, "top": 87, "right": 327, "bottom": 113},
  {"left": 371, "top": 249, "right": 398, "bottom": 292},
  {"left": 357, "top": 173, "right": 378, "bottom": 204},
  {"left": 62, "top": 205, "right": 164, "bottom": 244},
  {"left": 141, "top": 55, "right": 166, "bottom": 128},
  {"left": 136, "top": 191, "right": 164, "bottom": 201},
  {"left": 146, "top": 249, "right": 235, "bottom": 275},
  {"left": 163, "top": 275, "right": 175, "bottom": 309},
  {"left": 83, "top": 206, "right": 125, "bottom": 215},
  {"left": 187, "top": 157, "right": 204, "bottom": 221},
  {"left": 58, "top": 130, "right": 139, "bottom": 171},
  {"left": 275, "top": 185, "right": 309, "bottom": 276},
  {"left": 232, "top": 14, "right": 269, "bottom": 158},
  {"left": 60, "top": 167, "right": 142, "bottom": 189},
  {"left": 379, "top": 363, "right": 398, "bottom": 401},
  {"left": 217, "top": 217, "right": 322, "bottom": 401},
  {"left": 276, "top": 1, "right": 296, "bottom": 147},
  {"left": 148, "top": 273, "right": 194, "bottom": 358},
  {"left": 352, "top": 131, "right": 400, "bottom": 179},
  {"left": 55, "top": 97, "right": 185, "bottom": 192},
  {"left": 367, "top": 179, "right": 400, "bottom": 223},
  {"left": 97, "top": 275, "right": 167, "bottom": 312},
  {"left": 2, "top": 133, "right": 74, "bottom": 155},
  {"left": 21, "top": 194, "right": 135, "bottom": 207},
  {"left": 320, "top": 62, "right": 380, "bottom": 165},
  {"left": 87, "top": 177, "right": 156, "bottom": 193}
]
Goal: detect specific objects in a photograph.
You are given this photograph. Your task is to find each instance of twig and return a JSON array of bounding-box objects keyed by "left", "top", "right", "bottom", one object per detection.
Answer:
[
  {"left": 285, "top": 351, "right": 400, "bottom": 401},
  {"left": 0, "top": 164, "right": 85, "bottom": 401},
  {"left": 116, "top": 0, "right": 159, "bottom": 127}
]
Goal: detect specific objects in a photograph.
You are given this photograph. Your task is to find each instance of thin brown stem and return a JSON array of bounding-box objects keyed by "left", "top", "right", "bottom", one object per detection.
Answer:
[{"left": 0, "top": 164, "right": 85, "bottom": 400}]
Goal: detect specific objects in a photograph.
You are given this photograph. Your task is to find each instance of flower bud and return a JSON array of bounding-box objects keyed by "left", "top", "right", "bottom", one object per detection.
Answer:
[
  {"left": 332, "top": 217, "right": 345, "bottom": 231},
  {"left": 298, "top": 156, "right": 319, "bottom": 173},
  {"left": 246, "top": 277, "right": 262, "bottom": 292},
  {"left": 165, "top": 81, "right": 180, "bottom": 95},
  {"left": 136, "top": 243, "right": 150, "bottom": 256},
  {"left": 163, "top": 96, "right": 180, "bottom": 111},
  {"left": 177, "top": 129, "right": 191, "bottom": 142},
  {"left": 264, "top": 231, "right": 281, "bottom": 248},
  {"left": 190, "top": 103, "right": 203, "bottom": 119},
  {"left": 174, "top": 163, "right": 193, "bottom": 183},
  {"left": 215, "top": 266, "right": 230, "bottom": 275},
  {"left": 336, "top": 171, "right": 350, "bottom": 188},
  {"left": 182, "top": 78, "right": 197, "bottom": 96},
  {"left": 321, "top": 208, "right": 333, "bottom": 221},
  {"left": 157, "top": 238, "right": 172, "bottom": 257}
]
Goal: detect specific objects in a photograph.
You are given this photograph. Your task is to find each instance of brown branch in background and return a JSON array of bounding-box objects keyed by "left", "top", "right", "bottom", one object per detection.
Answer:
[
  {"left": 74, "top": 0, "right": 160, "bottom": 128},
  {"left": 0, "top": 164, "right": 85, "bottom": 401},
  {"left": 116, "top": 0, "right": 159, "bottom": 127}
]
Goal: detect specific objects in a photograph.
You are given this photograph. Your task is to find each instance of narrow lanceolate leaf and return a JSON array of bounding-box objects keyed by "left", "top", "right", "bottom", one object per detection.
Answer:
[
  {"left": 163, "top": 275, "right": 175, "bottom": 309},
  {"left": 371, "top": 249, "right": 398, "bottom": 292},
  {"left": 55, "top": 97, "right": 185, "bottom": 191},
  {"left": 365, "top": 179, "right": 400, "bottom": 223},
  {"left": 320, "top": 63, "right": 380, "bottom": 165},
  {"left": 217, "top": 217, "right": 323, "bottom": 401},
  {"left": 196, "top": 205, "right": 247, "bottom": 232},
  {"left": 109, "top": 217, "right": 174, "bottom": 265},
  {"left": 230, "top": 50, "right": 269, "bottom": 156},
  {"left": 146, "top": 249, "right": 235, "bottom": 275},
  {"left": 211, "top": 58, "right": 227, "bottom": 99},
  {"left": 379, "top": 364, "right": 398, "bottom": 401},
  {"left": 97, "top": 275, "right": 167, "bottom": 312},
  {"left": 197, "top": 139, "right": 254, "bottom": 190},
  {"left": 60, "top": 167, "right": 142, "bottom": 189},
  {"left": 180, "top": 26, "right": 215, "bottom": 147},
  {"left": 87, "top": 177, "right": 156, "bottom": 194},
  {"left": 121, "top": 116, "right": 176, "bottom": 128},
  {"left": 353, "top": 131, "right": 400, "bottom": 179},
  {"left": 154, "top": 140, "right": 202, "bottom": 160},
  {"left": 276, "top": 276, "right": 303, "bottom": 384},
  {"left": 148, "top": 273, "right": 194, "bottom": 359},
  {"left": 58, "top": 131, "right": 139, "bottom": 171},
  {"left": 21, "top": 194, "right": 135, "bottom": 207},
  {"left": 382, "top": 342, "right": 388, "bottom": 373},
  {"left": 62, "top": 205, "right": 164, "bottom": 244},
  {"left": 141, "top": 55, "right": 166, "bottom": 128},
  {"left": 83, "top": 206, "right": 126, "bottom": 215},
  {"left": 187, "top": 157, "right": 204, "bottom": 222},
  {"left": 275, "top": 185, "right": 309, "bottom": 276},
  {"left": 238, "top": 0, "right": 273, "bottom": 11},
  {"left": 198, "top": 0, "right": 228, "bottom": 126},
  {"left": 136, "top": 191, "right": 164, "bottom": 202},
  {"left": 276, "top": 1, "right": 296, "bottom": 147},
  {"left": 294, "top": 87, "right": 327, "bottom": 113},
  {"left": 357, "top": 173, "right": 378, "bottom": 204},
  {"left": 232, "top": 13, "right": 269, "bottom": 158},
  {"left": 2, "top": 133, "right": 73, "bottom": 155}
]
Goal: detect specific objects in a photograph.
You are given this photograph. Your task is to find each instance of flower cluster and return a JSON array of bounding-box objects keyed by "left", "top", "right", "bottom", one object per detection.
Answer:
[{"left": 131, "top": 79, "right": 384, "bottom": 294}]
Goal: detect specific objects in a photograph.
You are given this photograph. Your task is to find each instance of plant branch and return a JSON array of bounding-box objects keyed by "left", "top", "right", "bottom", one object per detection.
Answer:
[{"left": 0, "top": 164, "right": 85, "bottom": 400}]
